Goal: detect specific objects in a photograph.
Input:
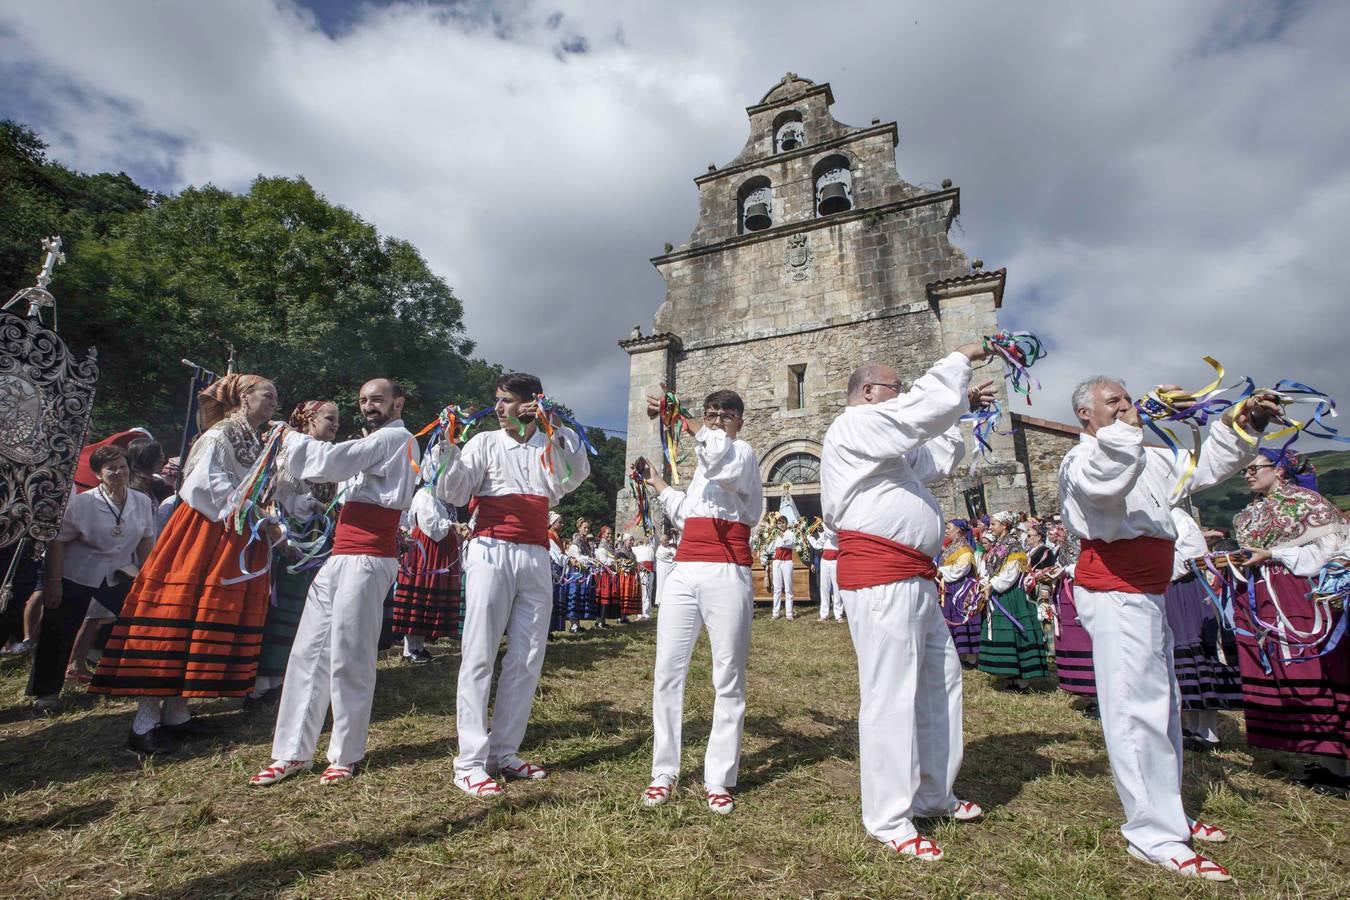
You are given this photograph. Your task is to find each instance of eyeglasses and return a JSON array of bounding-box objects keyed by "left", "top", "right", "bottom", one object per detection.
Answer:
[
  {"left": 1243, "top": 464, "right": 1276, "bottom": 476},
  {"left": 866, "top": 381, "right": 903, "bottom": 393},
  {"left": 703, "top": 411, "right": 741, "bottom": 423}
]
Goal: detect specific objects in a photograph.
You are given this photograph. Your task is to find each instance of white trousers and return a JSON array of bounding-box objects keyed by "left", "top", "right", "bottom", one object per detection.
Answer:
[
  {"left": 651, "top": 562, "right": 753, "bottom": 790},
  {"left": 271, "top": 554, "right": 399, "bottom": 767},
  {"left": 455, "top": 537, "right": 551, "bottom": 777},
  {"left": 1075, "top": 587, "right": 1192, "bottom": 861},
  {"left": 639, "top": 568, "right": 655, "bottom": 617},
  {"left": 771, "top": 560, "right": 794, "bottom": 616},
  {"left": 843, "top": 579, "right": 963, "bottom": 843},
  {"left": 655, "top": 560, "right": 673, "bottom": 607},
  {"left": 818, "top": 558, "right": 842, "bottom": 620}
]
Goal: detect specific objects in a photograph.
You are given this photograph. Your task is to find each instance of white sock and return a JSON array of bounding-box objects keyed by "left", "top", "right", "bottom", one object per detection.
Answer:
[
  {"left": 162, "top": 696, "right": 191, "bottom": 726},
  {"left": 404, "top": 634, "right": 426, "bottom": 653},
  {"left": 133, "top": 698, "right": 162, "bottom": 735}
]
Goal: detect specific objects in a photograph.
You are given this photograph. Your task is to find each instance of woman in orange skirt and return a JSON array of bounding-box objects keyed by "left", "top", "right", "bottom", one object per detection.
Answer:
[{"left": 91, "top": 373, "right": 279, "bottom": 755}]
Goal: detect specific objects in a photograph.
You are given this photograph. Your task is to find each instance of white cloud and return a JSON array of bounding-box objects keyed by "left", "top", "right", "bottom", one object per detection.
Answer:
[{"left": 2, "top": 0, "right": 1348, "bottom": 448}]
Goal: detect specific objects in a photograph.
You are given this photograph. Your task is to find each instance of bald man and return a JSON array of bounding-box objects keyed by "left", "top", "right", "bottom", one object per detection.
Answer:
[
  {"left": 252, "top": 378, "right": 416, "bottom": 787},
  {"left": 821, "top": 349, "right": 995, "bottom": 861}
]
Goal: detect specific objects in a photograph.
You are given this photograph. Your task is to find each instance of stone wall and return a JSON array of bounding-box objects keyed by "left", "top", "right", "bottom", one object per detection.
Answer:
[{"left": 1012, "top": 414, "right": 1082, "bottom": 517}]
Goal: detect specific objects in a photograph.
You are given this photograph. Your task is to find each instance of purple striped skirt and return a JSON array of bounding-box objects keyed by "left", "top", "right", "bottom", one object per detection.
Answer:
[
  {"left": 942, "top": 575, "right": 982, "bottom": 656},
  {"left": 1232, "top": 566, "right": 1349, "bottom": 761},
  {"left": 1053, "top": 576, "right": 1096, "bottom": 698},
  {"left": 1164, "top": 573, "right": 1242, "bottom": 710}
]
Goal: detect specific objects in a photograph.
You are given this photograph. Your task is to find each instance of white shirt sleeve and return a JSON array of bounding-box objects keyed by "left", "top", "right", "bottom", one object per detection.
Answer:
[
  {"left": 434, "top": 437, "right": 486, "bottom": 508},
  {"left": 840, "top": 353, "right": 972, "bottom": 461},
  {"left": 990, "top": 559, "right": 1022, "bottom": 593},
  {"left": 1063, "top": 421, "right": 1148, "bottom": 506},
  {"left": 286, "top": 427, "right": 409, "bottom": 485},
  {"left": 904, "top": 422, "right": 967, "bottom": 485}
]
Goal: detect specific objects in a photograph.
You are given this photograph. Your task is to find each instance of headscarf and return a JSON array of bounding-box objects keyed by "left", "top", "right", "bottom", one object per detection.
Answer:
[
  {"left": 948, "top": 518, "right": 975, "bottom": 550},
  {"left": 288, "top": 399, "right": 335, "bottom": 434},
  {"left": 991, "top": 510, "right": 1018, "bottom": 528},
  {"left": 197, "top": 373, "right": 270, "bottom": 430},
  {"left": 1258, "top": 446, "right": 1318, "bottom": 491}
]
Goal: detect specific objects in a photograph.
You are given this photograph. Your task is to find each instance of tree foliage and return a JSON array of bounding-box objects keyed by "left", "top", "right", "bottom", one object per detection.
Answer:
[{"left": 1, "top": 121, "right": 502, "bottom": 445}]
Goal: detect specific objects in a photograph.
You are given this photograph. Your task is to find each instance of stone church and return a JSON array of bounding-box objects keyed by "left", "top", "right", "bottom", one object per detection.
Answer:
[{"left": 618, "top": 73, "right": 1077, "bottom": 531}]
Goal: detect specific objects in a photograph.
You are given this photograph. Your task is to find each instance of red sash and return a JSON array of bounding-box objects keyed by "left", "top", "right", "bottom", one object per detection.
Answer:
[
  {"left": 773, "top": 547, "right": 794, "bottom": 561},
  {"left": 836, "top": 530, "right": 937, "bottom": 590},
  {"left": 675, "top": 517, "right": 752, "bottom": 567},
  {"left": 822, "top": 549, "right": 839, "bottom": 561},
  {"left": 1076, "top": 536, "right": 1174, "bottom": 595},
  {"left": 474, "top": 494, "right": 549, "bottom": 547},
  {"left": 640, "top": 561, "right": 655, "bottom": 572},
  {"left": 332, "top": 501, "right": 401, "bottom": 558}
]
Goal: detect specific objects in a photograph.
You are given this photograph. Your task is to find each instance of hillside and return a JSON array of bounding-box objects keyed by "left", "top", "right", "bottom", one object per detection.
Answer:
[{"left": 1193, "top": 449, "right": 1350, "bottom": 531}]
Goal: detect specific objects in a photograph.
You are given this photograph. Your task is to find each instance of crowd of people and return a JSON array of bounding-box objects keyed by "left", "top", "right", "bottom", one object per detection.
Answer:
[{"left": 1, "top": 344, "right": 1347, "bottom": 886}]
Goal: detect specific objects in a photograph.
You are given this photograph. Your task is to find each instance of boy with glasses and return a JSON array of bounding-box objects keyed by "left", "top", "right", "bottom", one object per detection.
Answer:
[{"left": 632, "top": 390, "right": 763, "bottom": 815}]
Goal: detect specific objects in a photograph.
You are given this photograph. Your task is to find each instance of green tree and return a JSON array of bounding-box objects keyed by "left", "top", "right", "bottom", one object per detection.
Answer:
[
  {"left": 1, "top": 121, "right": 501, "bottom": 448},
  {"left": 553, "top": 427, "right": 629, "bottom": 536}
]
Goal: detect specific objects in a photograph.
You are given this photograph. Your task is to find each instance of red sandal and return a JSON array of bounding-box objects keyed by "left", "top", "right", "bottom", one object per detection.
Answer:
[
  {"left": 643, "top": 777, "right": 675, "bottom": 808},
  {"left": 705, "top": 790, "right": 734, "bottom": 815},
  {"left": 887, "top": 834, "right": 944, "bottom": 862},
  {"left": 1190, "top": 821, "right": 1228, "bottom": 843}
]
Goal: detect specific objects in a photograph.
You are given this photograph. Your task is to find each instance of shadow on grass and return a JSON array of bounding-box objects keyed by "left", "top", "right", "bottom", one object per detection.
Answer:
[
  {"left": 739, "top": 711, "right": 856, "bottom": 790},
  {"left": 0, "top": 798, "right": 116, "bottom": 838},
  {"left": 0, "top": 621, "right": 652, "bottom": 796},
  {"left": 146, "top": 796, "right": 545, "bottom": 900},
  {"left": 960, "top": 730, "right": 1110, "bottom": 809}
]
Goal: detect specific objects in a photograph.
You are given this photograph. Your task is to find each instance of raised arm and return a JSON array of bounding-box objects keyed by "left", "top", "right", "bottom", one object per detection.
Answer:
[
  {"left": 434, "top": 436, "right": 487, "bottom": 508},
  {"left": 694, "top": 427, "right": 753, "bottom": 489},
  {"left": 905, "top": 422, "right": 967, "bottom": 485},
  {"left": 1178, "top": 419, "right": 1256, "bottom": 499},
  {"left": 1061, "top": 420, "right": 1147, "bottom": 506},
  {"left": 842, "top": 352, "right": 972, "bottom": 461},
  {"left": 286, "top": 427, "right": 409, "bottom": 485},
  {"left": 545, "top": 426, "right": 591, "bottom": 499}
]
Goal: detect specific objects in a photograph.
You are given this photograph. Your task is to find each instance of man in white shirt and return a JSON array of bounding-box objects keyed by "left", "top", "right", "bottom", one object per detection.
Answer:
[
  {"left": 253, "top": 378, "right": 416, "bottom": 787},
  {"left": 631, "top": 533, "right": 657, "bottom": 620},
  {"left": 821, "top": 347, "right": 994, "bottom": 861},
  {"left": 436, "top": 372, "right": 591, "bottom": 798},
  {"left": 1057, "top": 376, "right": 1278, "bottom": 882},
  {"left": 768, "top": 518, "right": 798, "bottom": 619},
  {"left": 807, "top": 523, "right": 842, "bottom": 622},
  {"left": 634, "top": 388, "right": 763, "bottom": 816}
]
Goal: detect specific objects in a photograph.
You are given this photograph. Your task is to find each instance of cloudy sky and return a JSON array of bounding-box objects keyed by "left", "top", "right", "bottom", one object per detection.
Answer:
[{"left": 3, "top": 0, "right": 1348, "bottom": 444}]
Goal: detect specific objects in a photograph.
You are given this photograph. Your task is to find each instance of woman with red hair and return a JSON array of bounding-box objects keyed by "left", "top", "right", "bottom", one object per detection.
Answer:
[{"left": 92, "top": 373, "right": 279, "bottom": 755}]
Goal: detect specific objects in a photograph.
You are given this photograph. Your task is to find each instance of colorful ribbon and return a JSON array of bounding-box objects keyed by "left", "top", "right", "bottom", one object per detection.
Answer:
[
  {"left": 408, "top": 405, "right": 493, "bottom": 484},
  {"left": 626, "top": 473, "right": 656, "bottom": 536},
  {"left": 961, "top": 399, "right": 1011, "bottom": 464},
  {"left": 1231, "top": 379, "right": 1350, "bottom": 449},
  {"left": 657, "top": 391, "right": 696, "bottom": 485},
  {"left": 534, "top": 395, "right": 600, "bottom": 479},
  {"left": 982, "top": 330, "right": 1046, "bottom": 405},
  {"left": 1134, "top": 357, "right": 1254, "bottom": 497}
]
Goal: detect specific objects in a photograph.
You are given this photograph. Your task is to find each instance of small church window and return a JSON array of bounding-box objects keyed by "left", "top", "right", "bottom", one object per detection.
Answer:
[
  {"left": 773, "top": 110, "right": 805, "bottom": 153},
  {"left": 813, "top": 154, "right": 853, "bottom": 216},
  {"left": 787, "top": 363, "right": 807, "bottom": 410},
  {"left": 737, "top": 176, "right": 773, "bottom": 233}
]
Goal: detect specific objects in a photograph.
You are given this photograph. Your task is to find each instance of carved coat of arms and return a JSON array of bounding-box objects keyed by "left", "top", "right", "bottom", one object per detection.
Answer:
[
  {"left": 0, "top": 241, "right": 99, "bottom": 548},
  {"left": 784, "top": 233, "right": 812, "bottom": 283}
]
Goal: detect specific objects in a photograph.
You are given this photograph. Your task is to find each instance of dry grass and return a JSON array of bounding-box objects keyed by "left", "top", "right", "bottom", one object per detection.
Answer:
[{"left": 0, "top": 612, "right": 1346, "bottom": 899}]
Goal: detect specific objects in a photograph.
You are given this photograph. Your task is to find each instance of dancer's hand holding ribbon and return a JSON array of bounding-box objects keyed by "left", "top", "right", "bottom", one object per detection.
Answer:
[
  {"left": 967, "top": 379, "right": 997, "bottom": 412},
  {"left": 1224, "top": 390, "right": 1282, "bottom": 432}
]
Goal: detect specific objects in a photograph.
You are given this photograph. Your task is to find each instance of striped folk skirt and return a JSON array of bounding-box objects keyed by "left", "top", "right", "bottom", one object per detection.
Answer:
[
  {"left": 1233, "top": 567, "right": 1349, "bottom": 761},
  {"left": 391, "top": 528, "right": 461, "bottom": 640},
  {"left": 550, "top": 565, "right": 567, "bottom": 631},
  {"left": 91, "top": 503, "right": 271, "bottom": 698},
  {"left": 1053, "top": 576, "right": 1097, "bottom": 698},
  {"left": 979, "top": 585, "right": 1050, "bottom": 679},
  {"left": 565, "top": 573, "right": 597, "bottom": 621},
  {"left": 618, "top": 570, "right": 642, "bottom": 617},
  {"left": 257, "top": 556, "right": 323, "bottom": 679},
  {"left": 1164, "top": 574, "right": 1242, "bottom": 711},
  {"left": 941, "top": 575, "right": 982, "bottom": 656}
]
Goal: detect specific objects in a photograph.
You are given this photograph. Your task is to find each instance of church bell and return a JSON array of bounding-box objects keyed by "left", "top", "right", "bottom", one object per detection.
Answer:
[
  {"left": 744, "top": 202, "right": 772, "bottom": 231},
  {"left": 817, "top": 182, "right": 851, "bottom": 215}
]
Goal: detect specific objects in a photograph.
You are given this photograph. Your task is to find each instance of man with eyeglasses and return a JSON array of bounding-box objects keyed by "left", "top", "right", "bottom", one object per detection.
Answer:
[
  {"left": 1057, "top": 375, "right": 1280, "bottom": 882},
  {"left": 821, "top": 345, "right": 996, "bottom": 862},
  {"left": 632, "top": 390, "right": 763, "bottom": 816}
]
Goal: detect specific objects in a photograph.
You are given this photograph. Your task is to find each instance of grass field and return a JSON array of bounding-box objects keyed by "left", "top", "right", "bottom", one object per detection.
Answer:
[{"left": 0, "top": 612, "right": 1346, "bottom": 899}]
